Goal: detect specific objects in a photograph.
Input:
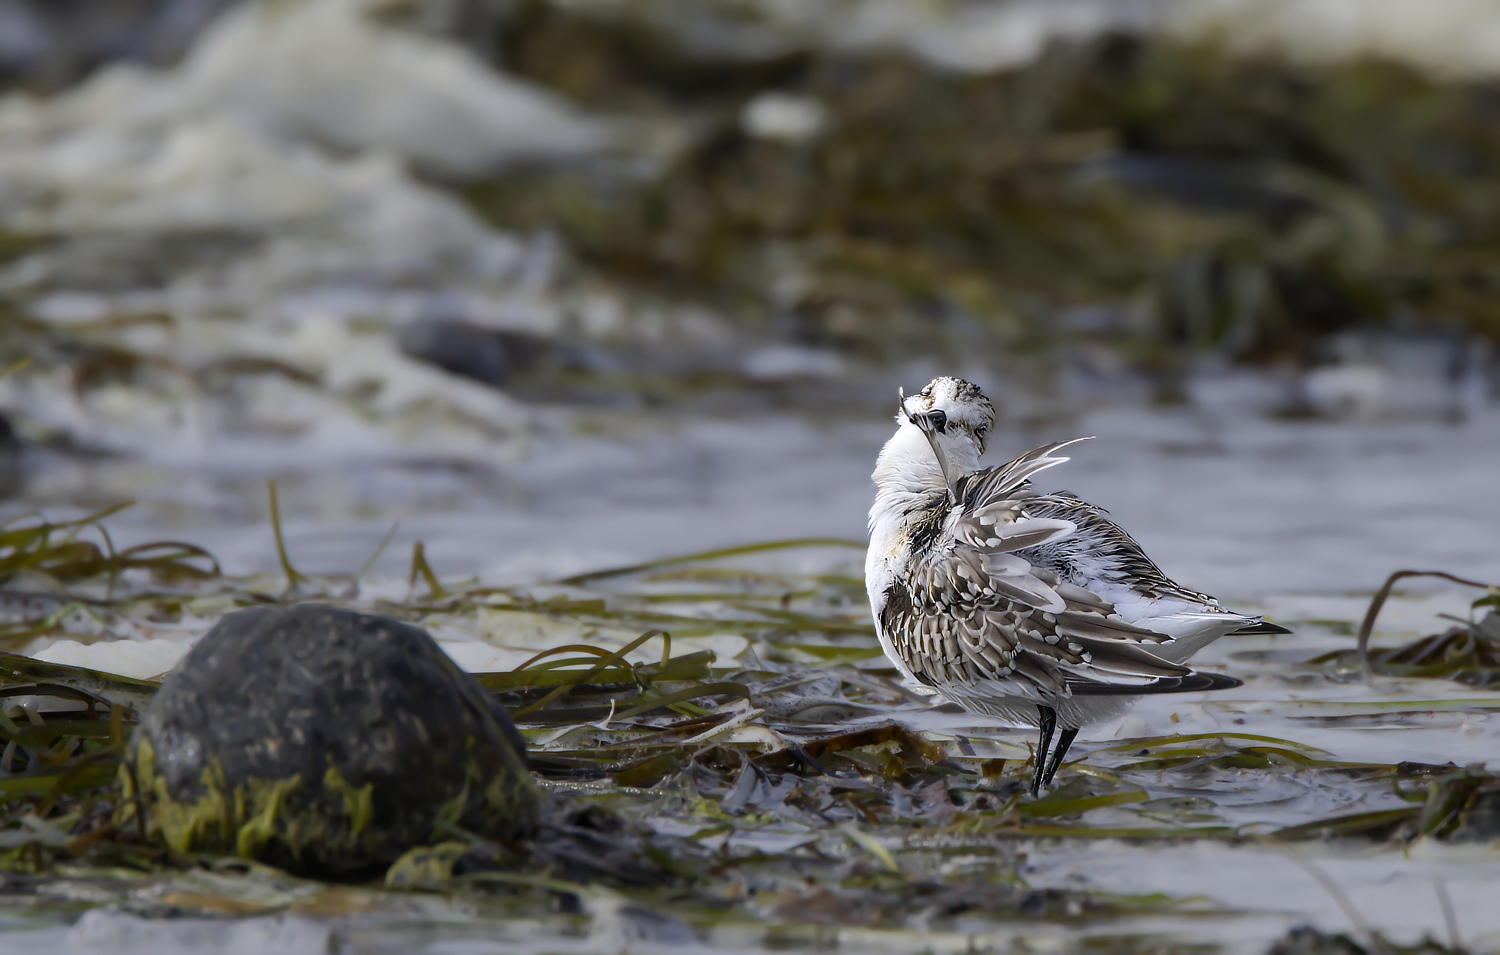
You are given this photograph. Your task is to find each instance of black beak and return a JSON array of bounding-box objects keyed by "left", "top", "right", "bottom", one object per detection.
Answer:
[
  {"left": 898, "top": 391, "right": 946, "bottom": 433},
  {"left": 898, "top": 388, "right": 957, "bottom": 504}
]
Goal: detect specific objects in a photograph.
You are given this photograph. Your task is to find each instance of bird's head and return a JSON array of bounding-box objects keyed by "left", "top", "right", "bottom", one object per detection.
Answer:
[
  {"left": 899, "top": 377, "right": 995, "bottom": 451},
  {"left": 885, "top": 377, "right": 995, "bottom": 501}
]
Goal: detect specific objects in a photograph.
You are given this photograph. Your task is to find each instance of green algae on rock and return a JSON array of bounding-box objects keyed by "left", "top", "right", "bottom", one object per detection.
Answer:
[{"left": 117, "top": 604, "right": 538, "bottom": 876}]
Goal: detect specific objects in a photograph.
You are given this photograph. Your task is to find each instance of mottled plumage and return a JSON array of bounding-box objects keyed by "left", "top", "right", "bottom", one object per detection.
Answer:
[{"left": 866, "top": 377, "right": 1284, "bottom": 795}]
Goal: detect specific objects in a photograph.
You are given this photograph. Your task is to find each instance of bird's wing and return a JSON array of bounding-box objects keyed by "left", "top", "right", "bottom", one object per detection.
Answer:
[
  {"left": 1022, "top": 490, "right": 1222, "bottom": 606},
  {"left": 881, "top": 439, "right": 1202, "bottom": 698}
]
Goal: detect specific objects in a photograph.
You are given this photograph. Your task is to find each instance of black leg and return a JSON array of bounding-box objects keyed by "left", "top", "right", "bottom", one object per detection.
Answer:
[
  {"left": 1029, "top": 705, "right": 1057, "bottom": 797},
  {"left": 1040, "top": 727, "right": 1078, "bottom": 789}
]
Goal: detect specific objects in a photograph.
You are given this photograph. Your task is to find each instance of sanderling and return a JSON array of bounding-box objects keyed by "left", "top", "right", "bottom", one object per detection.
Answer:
[{"left": 865, "top": 377, "right": 1286, "bottom": 795}]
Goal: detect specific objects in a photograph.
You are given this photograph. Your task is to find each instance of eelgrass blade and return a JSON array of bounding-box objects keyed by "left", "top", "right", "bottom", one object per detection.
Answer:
[
  {"left": 267, "top": 481, "right": 307, "bottom": 592},
  {"left": 511, "top": 630, "right": 672, "bottom": 717},
  {"left": 557, "top": 538, "right": 865, "bottom": 586},
  {"left": 409, "top": 541, "right": 446, "bottom": 601},
  {"left": 1357, "top": 569, "right": 1497, "bottom": 676}
]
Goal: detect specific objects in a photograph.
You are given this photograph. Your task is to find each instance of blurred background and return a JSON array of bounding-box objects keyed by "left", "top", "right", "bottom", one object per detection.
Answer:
[
  {"left": 0, "top": 0, "right": 1497, "bottom": 592},
  {"left": 7, "top": 6, "right": 1500, "bottom": 949}
]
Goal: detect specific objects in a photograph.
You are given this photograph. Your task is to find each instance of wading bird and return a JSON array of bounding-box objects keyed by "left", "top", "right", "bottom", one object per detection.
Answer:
[{"left": 866, "top": 377, "right": 1286, "bottom": 795}]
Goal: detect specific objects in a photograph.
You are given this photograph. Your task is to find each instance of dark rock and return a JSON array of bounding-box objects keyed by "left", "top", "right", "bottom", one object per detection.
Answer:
[
  {"left": 396, "top": 318, "right": 515, "bottom": 387},
  {"left": 0, "top": 411, "right": 21, "bottom": 499},
  {"left": 396, "top": 318, "right": 609, "bottom": 390},
  {"left": 118, "top": 604, "right": 537, "bottom": 876}
]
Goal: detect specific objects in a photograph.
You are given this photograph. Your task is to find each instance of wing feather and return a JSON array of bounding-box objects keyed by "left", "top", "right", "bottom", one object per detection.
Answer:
[
  {"left": 1021, "top": 491, "right": 1223, "bottom": 606},
  {"left": 956, "top": 438, "right": 1092, "bottom": 507},
  {"left": 984, "top": 574, "right": 1067, "bottom": 612},
  {"left": 880, "top": 436, "right": 1210, "bottom": 702},
  {"left": 966, "top": 517, "right": 1077, "bottom": 550},
  {"left": 1053, "top": 611, "right": 1166, "bottom": 644}
]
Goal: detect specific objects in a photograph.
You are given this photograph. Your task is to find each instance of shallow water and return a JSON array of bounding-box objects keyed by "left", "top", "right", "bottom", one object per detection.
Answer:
[
  {"left": 4, "top": 0, "right": 1500, "bottom": 950},
  {"left": 5, "top": 391, "right": 1500, "bottom": 954},
  {"left": 29, "top": 390, "right": 1500, "bottom": 590}
]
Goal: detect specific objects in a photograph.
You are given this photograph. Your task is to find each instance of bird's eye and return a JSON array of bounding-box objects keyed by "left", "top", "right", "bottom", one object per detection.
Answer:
[
  {"left": 975, "top": 426, "right": 988, "bottom": 441},
  {"left": 928, "top": 410, "right": 947, "bottom": 432}
]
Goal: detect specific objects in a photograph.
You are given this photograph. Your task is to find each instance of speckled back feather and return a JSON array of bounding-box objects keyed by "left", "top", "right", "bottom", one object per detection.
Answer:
[{"left": 878, "top": 439, "right": 1197, "bottom": 700}]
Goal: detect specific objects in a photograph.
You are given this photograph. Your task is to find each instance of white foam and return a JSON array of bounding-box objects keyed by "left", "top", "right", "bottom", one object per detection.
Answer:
[
  {"left": 0, "top": 0, "right": 600, "bottom": 216},
  {"left": 65, "top": 908, "right": 332, "bottom": 955},
  {"left": 1167, "top": 0, "right": 1500, "bottom": 78},
  {"left": 741, "top": 92, "right": 827, "bottom": 142},
  {"left": 0, "top": 0, "right": 584, "bottom": 467},
  {"left": 30, "top": 638, "right": 188, "bottom": 681},
  {"left": 622, "top": 0, "right": 1500, "bottom": 78}
]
